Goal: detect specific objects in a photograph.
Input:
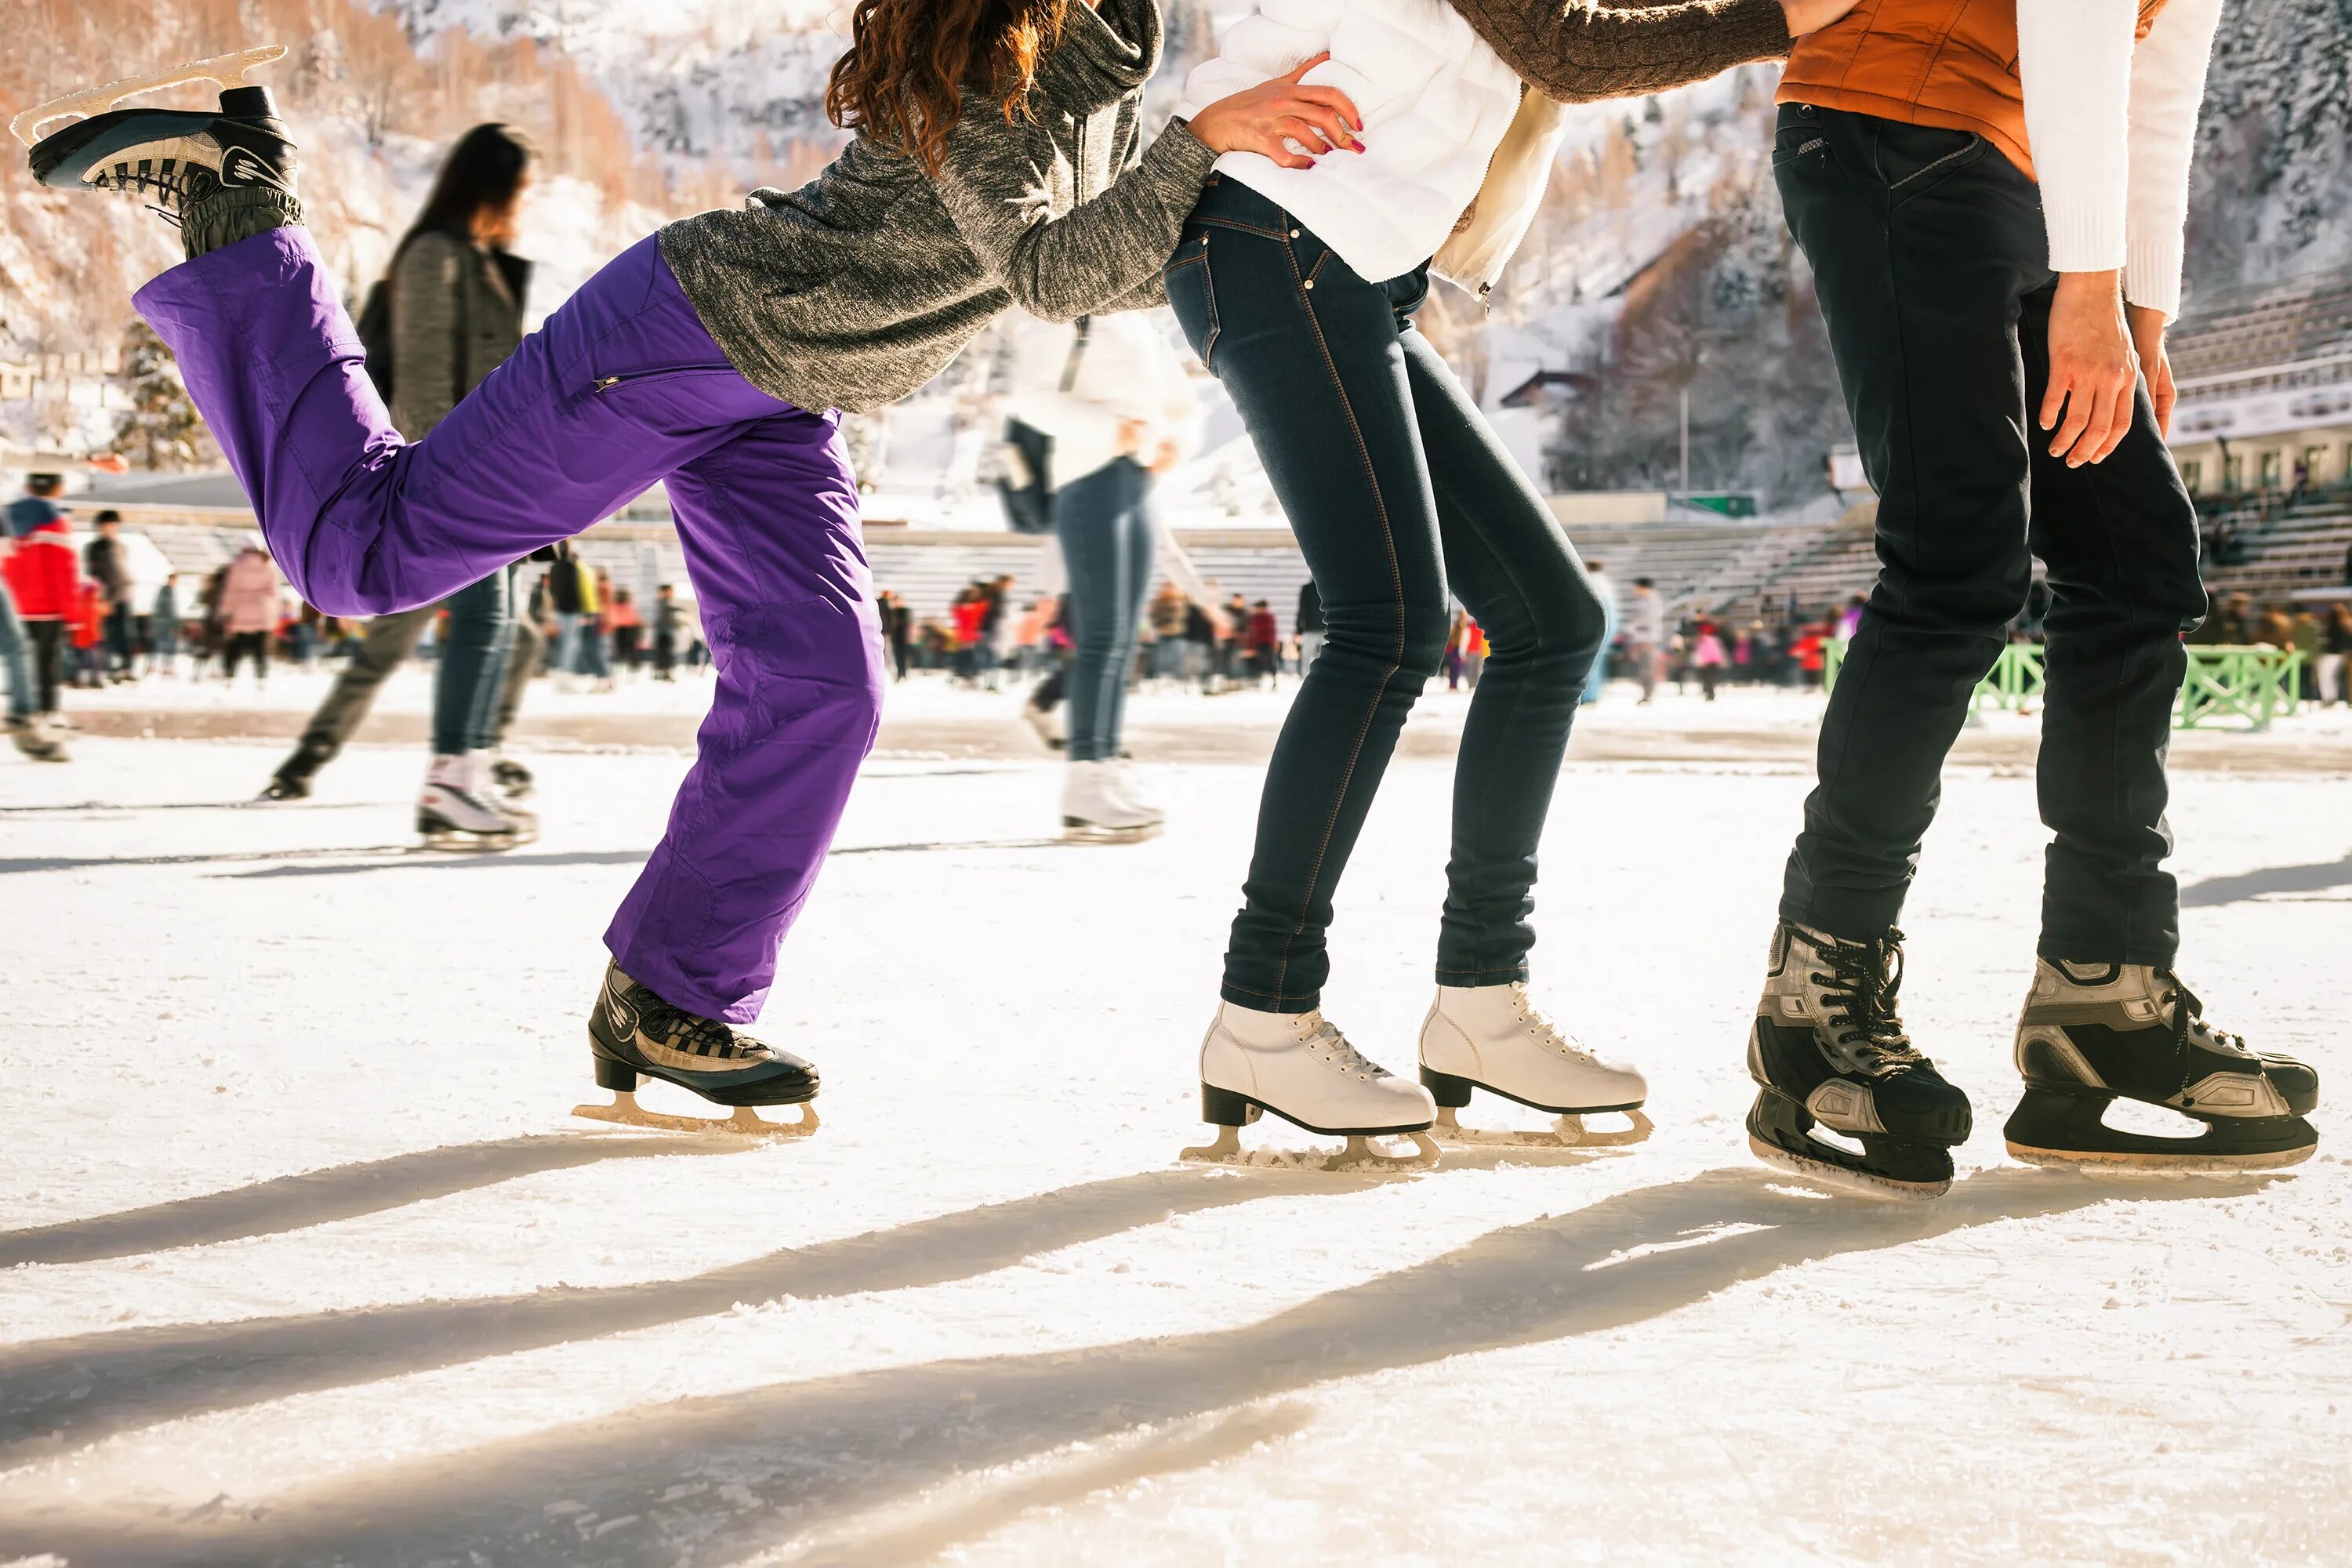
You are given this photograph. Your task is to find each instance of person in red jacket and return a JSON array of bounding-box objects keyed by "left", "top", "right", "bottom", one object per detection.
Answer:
[{"left": 2, "top": 516, "right": 79, "bottom": 720}]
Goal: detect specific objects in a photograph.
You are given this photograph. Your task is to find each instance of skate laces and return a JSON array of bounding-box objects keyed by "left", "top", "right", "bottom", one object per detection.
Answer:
[
  {"left": 90, "top": 160, "right": 219, "bottom": 224},
  {"left": 1512, "top": 989, "right": 1599, "bottom": 1063},
  {"left": 2156, "top": 971, "right": 2246, "bottom": 1063},
  {"left": 1812, "top": 930, "right": 1920, "bottom": 1065},
  {"left": 644, "top": 996, "right": 762, "bottom": 1062},
  {"left": 1301, "top": 1015, "right": 1386, "bottom": 1080}
]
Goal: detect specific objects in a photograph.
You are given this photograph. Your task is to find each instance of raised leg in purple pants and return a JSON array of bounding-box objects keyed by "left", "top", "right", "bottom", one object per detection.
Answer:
[{"left": 134, "top": 227, "right": 882, "bottom": 1022}]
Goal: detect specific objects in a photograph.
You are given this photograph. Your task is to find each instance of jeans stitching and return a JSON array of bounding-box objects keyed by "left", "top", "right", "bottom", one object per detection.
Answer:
[
  {"left": 1197, "top": 215, "right": 1293, "bottom": 241},
  {"left": 1165, "top": 253, "right": 1218, "bottom": 368},
  {"left": 1263, "top": 249, "right": 1409, "bottom": 1007}
]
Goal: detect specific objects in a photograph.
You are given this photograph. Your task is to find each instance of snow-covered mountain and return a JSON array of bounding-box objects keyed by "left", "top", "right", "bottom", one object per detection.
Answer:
[{"left": 5, "top": 0, "right": 2343, "bottom": 495}]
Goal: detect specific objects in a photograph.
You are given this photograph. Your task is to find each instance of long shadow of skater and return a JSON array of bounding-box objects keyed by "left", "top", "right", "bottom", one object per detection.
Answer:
[
  {"left": 220, "top": 838, "right": 1085, "bottom": 878},
  {"left": 0, "top": 1135, "right": 740, "bottom": 1269},
  {"left": 4, "top": 1167, "right": 2272, "bottom": 1567},
  {"left": 5, "top": 1156, "right": 1597, "bottom": 1455},
  {"left": 2180, "top": 855, "right": 2352, "bottom": 906}
]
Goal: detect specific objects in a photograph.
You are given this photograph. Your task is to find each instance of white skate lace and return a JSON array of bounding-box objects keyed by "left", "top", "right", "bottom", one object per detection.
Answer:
[
  {"left": 2157, "top": 972, "right": 2249, "bottom": 1065},
  {"left": 1512, "top": 988, "right": 1604, "bottom": 1065},
  {"left": 1301, "top": 1016, "right": 1388, "bottom": 1080}
]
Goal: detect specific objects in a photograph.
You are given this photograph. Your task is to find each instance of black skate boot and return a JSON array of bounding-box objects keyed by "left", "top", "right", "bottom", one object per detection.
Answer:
[
  {"left": 489, "top": 754, "right": 535, "bottom": 804},
  {"left": 259, "top": 740, "right": 329, "bottom": 801},
  {"left": 2005, "top": 960, "right": 2318, "bottom": 1170},
  {"left": 15, "top": 47, "right": 296, "bottom": 224},
  {"left": 1747, "top": 923, "right": 1973, "bottom": 1200},
  {"left": 576, "top": 961, "right": 819, "bottom": 1137}
]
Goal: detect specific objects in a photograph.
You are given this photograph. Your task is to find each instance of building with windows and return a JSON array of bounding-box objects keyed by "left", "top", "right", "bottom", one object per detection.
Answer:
[{"left": 2168, "top": 267, "right": 2352, "bottom": 502}]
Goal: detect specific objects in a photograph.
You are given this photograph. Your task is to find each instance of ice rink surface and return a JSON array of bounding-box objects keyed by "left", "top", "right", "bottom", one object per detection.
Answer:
[{"left": 0, "top": 677, "right": 2346, "bottom": 1566}]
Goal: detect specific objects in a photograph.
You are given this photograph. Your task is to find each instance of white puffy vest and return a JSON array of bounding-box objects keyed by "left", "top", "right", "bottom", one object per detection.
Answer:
[{"left": 1177, "top": 0, "right": 1528, "bottom": 286}]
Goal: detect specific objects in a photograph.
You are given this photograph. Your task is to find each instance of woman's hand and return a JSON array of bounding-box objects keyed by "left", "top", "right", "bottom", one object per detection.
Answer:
[
  {"left": 2042, "top": 270, "right": 2141, "bottom": 468},
  {"left": 1189, "top": 53, "right": 1364, "bottom": 171},
  {"left": 2127, "top": 302, "right": 2176, "bottom": 437},
  {"left": 1780, "top": 0, "right": 1861, "bottom": 34}
]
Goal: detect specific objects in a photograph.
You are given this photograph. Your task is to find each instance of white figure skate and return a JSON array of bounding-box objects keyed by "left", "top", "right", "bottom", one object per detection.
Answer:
[
  {"left": 417, "top": 753, "right": 535, "bottom": 851},
  {"left": 1181, "top": 1001, "right": 1439, "bottom": 1171},
  {"left": 1062, "top": 760, "right": 1162, "bottom": 842},
  {"left": 1419, "top": 982, "right": 1653, "bottom": 1149}
]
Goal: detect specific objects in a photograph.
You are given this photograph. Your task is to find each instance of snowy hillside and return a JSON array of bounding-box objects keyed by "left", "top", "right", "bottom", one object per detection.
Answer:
[{"left": 5, "top": 0, "right": 2343, "bottom": 496}]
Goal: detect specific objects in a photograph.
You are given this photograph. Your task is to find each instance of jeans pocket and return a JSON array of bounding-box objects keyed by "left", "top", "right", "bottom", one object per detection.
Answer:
[
  {"left": 1163, "top": 236, "right": 1219, "bottom": 371},
  {"left": 1877, "top": 122, "right": 1987, "bottom": 201}
]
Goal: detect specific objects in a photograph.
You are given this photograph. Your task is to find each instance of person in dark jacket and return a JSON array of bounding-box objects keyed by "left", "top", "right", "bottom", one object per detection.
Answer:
[
  {"left": 82, "top": 511, "right": 134, "bottom": 680},
  {"left": 263, "top": 126, "right": 540, "bottom": 842}
]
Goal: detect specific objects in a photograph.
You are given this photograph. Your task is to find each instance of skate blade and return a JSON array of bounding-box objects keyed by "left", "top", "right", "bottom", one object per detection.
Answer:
[
  {"left": 1748, "top": 1134, "right": 1950, "bottom": 1203},
  {"left": 1433, "top": 1106, "right": 1653, "bottom": 1149},
  {"left": 1062, "top": 819, "right": 1162, "bottom": 844},
  {"left": 1179, "top": 1124, "right": 1440, "bottom": 1173},
  {"left": 12, "top": 45, "right": 285, "bottom": 147},
  {"left": 2003, "top": 1138, "right": 2316, "bottom": 1174},
  {"left": 419, "top": 829, "right": 521, "bottom": 852},
  {"left": 571, "top": 1091, "right": 818, "bottom": 1139}
]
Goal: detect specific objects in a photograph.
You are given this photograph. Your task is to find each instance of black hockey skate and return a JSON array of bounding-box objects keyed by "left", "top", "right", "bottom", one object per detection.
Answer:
[
  {"left": 260, "top": 740, "right": 328, "bottom": 801},
  {"left": 14, "top": 46, "right": 295, "bottom": 221},
  {"left": 2005, "top": 960, "right": 2318, "bottom": 1171},
  {"left": 1747, "top": 923, "right": 1973, "bottom": 1200},
  {"left": 576, "top": 961, "right": 818, "bottom": 1137},
  {"left": 490, "top": 755, "right": 535, "bottom": 803}
]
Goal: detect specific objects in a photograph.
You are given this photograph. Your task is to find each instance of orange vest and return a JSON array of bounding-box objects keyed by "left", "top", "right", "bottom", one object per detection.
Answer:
[{"left": 1777, "top": 0, "right": 2169, "bottom": 182}]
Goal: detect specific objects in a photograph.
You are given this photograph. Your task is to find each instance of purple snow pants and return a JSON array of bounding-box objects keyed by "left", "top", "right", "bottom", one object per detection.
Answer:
[{"left": 135, "top": 228, "right": 883, "bottom": 1022}]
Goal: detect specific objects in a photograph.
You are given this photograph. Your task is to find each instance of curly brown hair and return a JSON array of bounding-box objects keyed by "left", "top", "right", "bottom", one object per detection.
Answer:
[{"left": 826, "top": 0, "right": 1074, "bottom": 174}]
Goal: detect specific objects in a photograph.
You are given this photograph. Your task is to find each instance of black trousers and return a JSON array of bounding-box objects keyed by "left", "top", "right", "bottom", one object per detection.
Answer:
[
  {"left": 223, "top": 630, "right": 270, "bottom": 681},
  {"left": 1773, "top": 105, "right": 2205, "bottom": 964},
  {"left": 1167, "top": 177, "right": 1606, "bottom": 1010},
  {"left": 26, "top": 619, "right": 65, "bottom": 712}
]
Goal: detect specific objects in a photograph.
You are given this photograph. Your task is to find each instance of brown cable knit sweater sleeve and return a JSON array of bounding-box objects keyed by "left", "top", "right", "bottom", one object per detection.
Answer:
[{"left": 1450, "top": 0, "right": 1795, "bottom": 104}]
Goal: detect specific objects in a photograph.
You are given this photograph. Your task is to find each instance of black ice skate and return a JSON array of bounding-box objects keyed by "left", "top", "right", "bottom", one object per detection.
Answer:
[
  {"left": 1747, "top": 923, "right": 1973, "bottom": 1200},
  {"left": 259, "top": 740, "right": 328, "bottom": 801},
  {"left": 577, "top": 961, "right": 819, "bottom": 1138},
  {"left": 2004, "top": 960, "right": 2318, "bottom": 1171},
  {"left": 13, "top": 46, "right": 296, "bottom": 221},
  {"left": 489, "top": 755, "right": 535, "bottom": 804}
]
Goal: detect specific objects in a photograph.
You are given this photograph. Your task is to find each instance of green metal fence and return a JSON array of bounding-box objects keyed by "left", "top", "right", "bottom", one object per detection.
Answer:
[{"left": 1820, "top": 641, "right": 2306, "bottom": 731}]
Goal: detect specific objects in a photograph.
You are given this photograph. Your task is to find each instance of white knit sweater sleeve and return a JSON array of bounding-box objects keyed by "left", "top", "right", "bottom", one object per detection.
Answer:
[
  {"left": 2122, "top": 0, "right": 2225, "bottom": 318},
  {"left": 2018, "top": 0, "right": 2223, "bottom": 318}
]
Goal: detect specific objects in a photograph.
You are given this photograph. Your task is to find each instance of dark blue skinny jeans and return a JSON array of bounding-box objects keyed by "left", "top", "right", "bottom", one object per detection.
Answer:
[{"left": 1165, "top": 177, "right": 1607, "bottom": 1012}]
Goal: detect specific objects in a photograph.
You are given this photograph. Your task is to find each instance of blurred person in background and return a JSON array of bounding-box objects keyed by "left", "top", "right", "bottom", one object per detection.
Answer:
[
  {"left": 262, "top": 125, "right": 541, "bottom": 846},
  {"left": 654, "top": 583, "right": 687, "bottom": 681},
  {"left": 1624, "top": 576, "right": 1664, "bottom": 704},
  {"left": 546, "top": 539, "right": 587, "bottom": 679},
  {"left": 1580, "top": 557, "right": 1618, "bottom": 705},
  {"left": 1, "top": 503, "right": 74, "bottom": 760},
  {"left": 82, "top": 511, "right": 134, "bottom": 681},
  {"left": 2321, "top": 603, "right": 2352, "bottom": 706},
  {"left": 151, "top": 573, "right": 183, "bottom": 677},
  {"left": 216, "top": 542, "right": 279, "bottom": 685},
  {"left": 1691, "top": 615, "right": 1727, "bottom": 701},
  {"left": 610, "top": 587, "right": 643, "bottom": 677},
  {"left": 1004, "top": 308, "right": 1200, "bottom": 837}
]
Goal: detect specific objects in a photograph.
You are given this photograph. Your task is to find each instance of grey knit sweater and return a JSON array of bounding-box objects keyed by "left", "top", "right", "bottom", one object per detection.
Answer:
[{"left": 661, "top": 0, "right": 1214, "bottom": 416}]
